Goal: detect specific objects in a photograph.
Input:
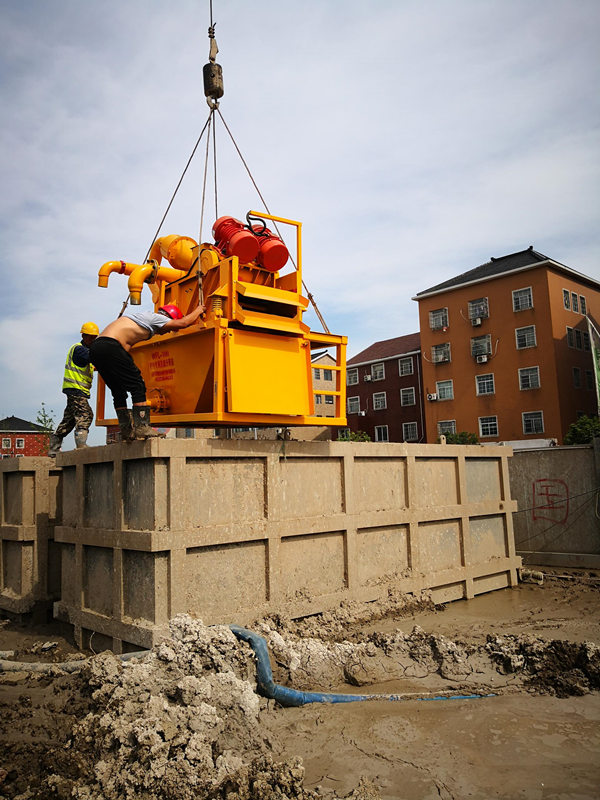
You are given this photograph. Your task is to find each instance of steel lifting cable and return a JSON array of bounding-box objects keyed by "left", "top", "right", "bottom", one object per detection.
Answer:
[{"left": 215, "top": 107, "right": 331, "bottom": 334}]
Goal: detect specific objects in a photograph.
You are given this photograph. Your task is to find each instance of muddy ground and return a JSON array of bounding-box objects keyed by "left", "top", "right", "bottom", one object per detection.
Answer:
[{"left": 0, "top": 568, "right": 599, "bottom": 800}]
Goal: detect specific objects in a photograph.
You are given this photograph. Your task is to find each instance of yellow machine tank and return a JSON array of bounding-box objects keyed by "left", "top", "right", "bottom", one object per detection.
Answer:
[{"left": 96, "top": 211, "right": 347, "bottom": 429}]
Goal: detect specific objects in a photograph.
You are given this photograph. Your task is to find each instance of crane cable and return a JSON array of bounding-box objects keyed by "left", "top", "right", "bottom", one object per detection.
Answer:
[{"left": 120, "top": 2, "right": 331, "bottom": 335}]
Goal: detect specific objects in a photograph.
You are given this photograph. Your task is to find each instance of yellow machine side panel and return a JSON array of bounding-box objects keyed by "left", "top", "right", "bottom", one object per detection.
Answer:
[{"left": 225, "top": 329, "right": 312, "bottom": 415}]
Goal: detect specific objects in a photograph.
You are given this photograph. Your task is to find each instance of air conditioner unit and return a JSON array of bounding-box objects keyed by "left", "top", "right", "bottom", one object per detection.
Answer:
[
  {"left": 364, "top": 375, "right": 372, "bottom": 382},
  {"left": 427, "top": 393, "right": 438, "bottom": 401},
  {"left": 471, "top": 317, "right": 482, "bottom": 327},
  {"left": 476, "top": 354, "right": 488, "bottom": 364}
]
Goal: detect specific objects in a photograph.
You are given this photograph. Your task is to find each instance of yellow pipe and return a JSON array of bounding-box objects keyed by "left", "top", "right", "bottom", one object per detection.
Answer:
[
  {"left": 149, "top": 235, "right": 198, "bottom": 271},
  {"left": 98, "top": 259, "right": 188, "bottom": 303}
]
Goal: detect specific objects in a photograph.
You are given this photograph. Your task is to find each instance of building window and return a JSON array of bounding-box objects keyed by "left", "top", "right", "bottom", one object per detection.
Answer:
[
  {"left": 471, "top": 334, "right": 492, "bottom": 357},
  {"left": 580, "top": 296, "right": 587, "bottom": 315},
  {"left": 347, "top": 396, "right": 360, "bottom": 414},
  {"left": 571, "top": 292, "right": 579, "bottom": 313},
  {"left": 325, "top": 395, "right": 334, "bottom": 404},
  {"left": 399, "top": 356, "right": 414, "bottom": 376},
  {"left": 567, "top": 327, "right": 574, "bottom": 347},
  {"left": 403, "top": 422, "right": 418, "bottom": 441},
  {"left": 400, "top": 387, "right": 416, "bottom": 406},
  {"left": 375, "top": 425, "right": 389, "bottom": 442},
  {"left": 575, "top": 329, "right": 582, "bottom": 349},
  {"left": 515, "top": 325, "right": 536, "bottom": 349},
  {"left": 323, "top": 369, "right": 333, "bottom": 381},
  {"left": 371, "top": 363, "right": 385, "bottom": 381},
  {"left": 1, "top": 438, "right": 10, "bottom": 449},
  {"left": 373, "top": 392, "right": 387, "bottom": 410},
  {"left": 313, "top": 368, "right": 321, "bottom": 379},
  {"left": 563, "top": 289, "right": 570, "bottom": 310},
  {"left": 15, "top": 438, "right": 25, "bottom": 449},
  {"left": 315, "top": 394, "right": 323, "bottom": 404},
  {"left": 583, "top": 332, "right": 590, "bottom": 351},
  {"left": 479, "top": 416, "right": 498, "bottom": 437},
  {"left": 476, "top": 373, "right": 495, "bottom": 395},
  {"left": 468, "top": 297, "right": 489, "bottom": 320},
  {"left": 347, "top": 368, "right": 358, "bottom": 385},
  {"left": 432, "top": 343, "right": 451, "bottom": 363},
  {"left": 573, "top": 367, "right": 581, "bottom": 388},
  {"left": 586, "top": 370, "right": 594, "bottom": 391},
  {"left": 436, "top": 379, "right": 454, "bottom": 400},
  {"left": 519, "top": 366, "right": 540, "bottom": 390},
  {"left": 523, "top": 411, "right": 544, "bottom": 435},
  {"left": 429, "top": 307, "right": 449, "bottom": 330},
  {"left": 437, "top": 420, "right": 456, "bottom": 436},
  {"left": 512, "top": 287, "right": 533, "bottom": 311}
]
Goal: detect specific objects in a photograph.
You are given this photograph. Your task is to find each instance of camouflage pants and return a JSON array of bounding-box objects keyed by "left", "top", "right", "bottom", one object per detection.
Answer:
[{"left": 55, "top": 394, "right": 93, "bottom": 437}]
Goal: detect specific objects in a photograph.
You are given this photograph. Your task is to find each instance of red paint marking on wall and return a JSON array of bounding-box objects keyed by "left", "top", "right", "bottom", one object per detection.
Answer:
[{"left": 532, "top": 479, "right": 569, "bottom": 524}]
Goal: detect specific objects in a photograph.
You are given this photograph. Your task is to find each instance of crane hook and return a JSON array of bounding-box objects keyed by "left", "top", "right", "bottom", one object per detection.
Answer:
[{"left": 204, "top": 23, "right": 224, "bottom": 108}]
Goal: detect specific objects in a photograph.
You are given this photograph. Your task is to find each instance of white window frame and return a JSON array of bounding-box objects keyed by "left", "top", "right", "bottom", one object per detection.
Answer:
[
  {"left": 437, "top": 420, "right": 457, "bottom": 436},
  {"left": 1, "top": 438, "right": 10, "bottom": 449},
  {"left": 515, "top": 325, "right": 536, "bottom": 349},
  {"left": 468, "top": 297, "right": 489, "bottom": 320},
  {"left": 519, "top": 366, "right": 540, "bottom": 390},
  {"left": 471, "top": 334, "right": 492, "bottom": 357},
  {"left": 313, "top": 368, "right": 321, "bottom": 379},
  {"left": 400, "top": 387, "right": 416, "bottom": 406},
  {"left": 402, "top": 421, "right": 418, "bottom": 441},
  {"left": 432, "top": 343, "right": 451, "bottom": 363},
  {"left": 429, "top": 307, "right": 449, "bottom": 330},
  {"left": 475, "top": 373, "right": 495, "bottom": 395},
  {"left": 436, "top": 379, "right": 454, "bottom": 401},
  {"left": 371, "top": 362, "right": 385, "bottom": 381},
  {"left": 325, "top": 395, "right": 334, "bottom": 405},
  {"left": 583, "top": 332, "right": 591, "bottom": 351},
  {"left": 373, "top": 391, "right": 387, "bottom": 410},
  {"left": 347, "top": 396, "right": 360, "bottom": 414},
  {"left": 399, "top": 356, "right": 414, "bottom": 376},
  {"left": 523, "top": 411, "right": 544, "bottom": 435},
  {"left": 563, "top": 289, "right": 570, "bottom": 310},
  {"left": 575, "top": 329, "right": 582, "bottom": 349},
  {"left": 347, "top": 368, "right": 358, "bottom": 385},
  {"left": 323, "top": 369, "right": 333, "bottom": 381},
  {"left": 580, "top": 295, "right": 587, "bottom": 315},
  {"left": 479, "top": 415, "right": 499, "bottom": 438},
  {"left": 374, "top": 425, "right": 389, "bottom": 442},
  {"left": 567, "top": 326, "right": 574, "bottom": 348},
  {"left": 512, "top": 286, "right": 533, "bottom": 312},
  {"left": 15, "top": 438, "right": 25, "bottom": 449},
  {"left": 571, "top": 292, "right": 579, "bottom": 313},
  {"left": 315, "top": 394, "right": 323, "bottom": 404}
]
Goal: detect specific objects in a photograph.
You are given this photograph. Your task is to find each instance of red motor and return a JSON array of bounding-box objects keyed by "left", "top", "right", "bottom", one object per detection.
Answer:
[
  {"left": 212, "top": 216, "right": 259, "bottom": 264},
  {"left": 252, "top": 225, "right": 289, "bottom": 272}
]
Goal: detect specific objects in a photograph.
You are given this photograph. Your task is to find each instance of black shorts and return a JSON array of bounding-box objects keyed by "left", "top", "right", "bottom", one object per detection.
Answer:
[{"left": 89, "top": 337, "right": 146, "bottom": 408}]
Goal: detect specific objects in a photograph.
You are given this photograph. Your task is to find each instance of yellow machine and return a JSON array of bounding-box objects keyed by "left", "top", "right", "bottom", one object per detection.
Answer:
[{"left": 96, "top": 211, "right": 347, "bottom": 429}]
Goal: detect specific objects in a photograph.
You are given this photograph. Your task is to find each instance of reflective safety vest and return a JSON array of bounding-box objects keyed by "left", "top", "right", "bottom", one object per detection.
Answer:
[{"left": 62, "top": 343, "right": 94, "bottom": 397}]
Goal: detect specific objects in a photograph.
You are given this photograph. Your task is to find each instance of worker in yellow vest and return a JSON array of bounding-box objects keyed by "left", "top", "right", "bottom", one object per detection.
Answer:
[{"left": 48, "top": 322, "right": 99, "bottom": 457}]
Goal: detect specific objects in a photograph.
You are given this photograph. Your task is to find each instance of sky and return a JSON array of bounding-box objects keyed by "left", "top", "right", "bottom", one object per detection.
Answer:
[{"left": 1, "top": 0, "right": 599, "bottom": 444}]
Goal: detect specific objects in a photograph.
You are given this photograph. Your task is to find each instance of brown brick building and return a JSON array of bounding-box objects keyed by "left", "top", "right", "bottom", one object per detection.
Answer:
[
  {"left": 346, "top": 333, "right": 424, "bottom": 442},
  {"left": 0, "top": 416, "right": 50, "bottom": 458},
  {"left": 414, "top": 247, "right": 599, "bottom": 443}
]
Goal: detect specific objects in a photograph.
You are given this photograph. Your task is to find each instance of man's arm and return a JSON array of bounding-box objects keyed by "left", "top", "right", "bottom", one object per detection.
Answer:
[
  {"left": 161, "top": 305, "right": 206, "bottom": 332},
  {"left": 72, "top": 345, "right": 91, "bottom": 367}
]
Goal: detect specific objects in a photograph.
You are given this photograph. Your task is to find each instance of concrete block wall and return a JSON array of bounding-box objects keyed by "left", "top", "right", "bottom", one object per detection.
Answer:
[
  {"left": 509, "top": 442, "right": 600, "bottom": 568},
  {"left": 0, "top": 458, "right": 62, "bottom": 615},
  {"left": 53, "top": 439, "right": 520, "bottom": 651}
]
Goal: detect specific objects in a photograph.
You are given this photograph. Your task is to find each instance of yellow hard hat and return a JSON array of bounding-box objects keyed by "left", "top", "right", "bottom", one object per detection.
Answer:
[{"left": 81, "top": 322, "right": 99, "bottom": 336}]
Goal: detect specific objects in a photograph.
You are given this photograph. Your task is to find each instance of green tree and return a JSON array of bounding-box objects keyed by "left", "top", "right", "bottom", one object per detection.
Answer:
[
  {"left": 36, "top": 402, "right": 55, "bottom": 432},
  {"left": 337, "top": 429, "right": 371, "bottom": 442},
  {"left": 440, "top": 431, "right": 479, "bottom": 445},
  {"left": 564, "top": 415, "right": 600, "bottom": 445}
]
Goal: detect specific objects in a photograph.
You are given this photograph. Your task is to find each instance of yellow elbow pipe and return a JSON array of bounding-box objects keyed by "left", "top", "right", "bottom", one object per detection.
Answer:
[
  {"left": 127, "top": 263, "right": 189, "bottom": 305},
  {"left": 149, "top": 235, "right": 198, "bottom": 271},
  {"left": 98, "top": 260, "right": 130, "bottom": 288}
]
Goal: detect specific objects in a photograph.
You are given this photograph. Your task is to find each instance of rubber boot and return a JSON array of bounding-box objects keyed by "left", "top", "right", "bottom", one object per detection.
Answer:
[
  {"left": 116, "top": 408, "right": 134, "bottom": 442},
  {"left": 48, "top": 433, "right": 62, "bottom": 458},
  {"left": 132, "top": 406, "right": 165, "bottom": 440},
  {"left": 74, "top": 430, "right": 88, "bottom": 449}
]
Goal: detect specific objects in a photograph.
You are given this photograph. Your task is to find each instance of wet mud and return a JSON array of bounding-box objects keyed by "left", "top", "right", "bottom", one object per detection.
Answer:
[{"left": 0, "top": 571, "right": 598, "bottom": 799}]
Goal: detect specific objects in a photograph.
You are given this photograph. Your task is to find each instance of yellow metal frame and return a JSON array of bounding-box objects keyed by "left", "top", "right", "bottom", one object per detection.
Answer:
[{"left": 95, "top": 212, "right": 347, "bottom": 429}]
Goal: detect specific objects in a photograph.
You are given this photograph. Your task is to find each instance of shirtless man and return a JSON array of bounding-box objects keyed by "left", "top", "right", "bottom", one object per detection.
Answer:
[{"left": 89, "top": 304, "right": 204, "bottom": 440}]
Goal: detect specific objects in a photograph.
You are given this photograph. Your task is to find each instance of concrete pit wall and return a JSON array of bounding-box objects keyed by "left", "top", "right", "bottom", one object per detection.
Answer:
[
  {"left": 0, "top": 458, "right": 62, "bottom": 616},
  {"left": 509, "top": 442, "right": 600, "bottom": 569},
  {"left": 52, "top": 439, "right": 521, "bottom": 652}
]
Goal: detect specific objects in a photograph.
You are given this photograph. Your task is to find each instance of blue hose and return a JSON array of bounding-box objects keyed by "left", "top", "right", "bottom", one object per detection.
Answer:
[{"left": 230, "top": 625, "right": 494, "bottom": 707}]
